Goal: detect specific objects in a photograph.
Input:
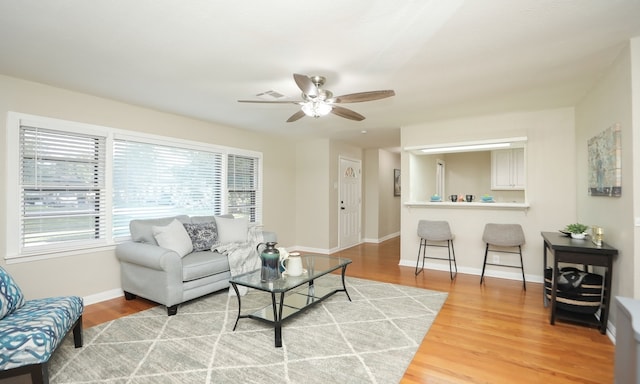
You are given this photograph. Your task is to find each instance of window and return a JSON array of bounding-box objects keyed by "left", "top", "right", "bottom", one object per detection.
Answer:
[
  {"left": 6, "top": 112, "right": 263, "bottom": 261},
  {"left": 112, "top": 138, "right": 225, "bottom": 238},
  {"left": 436, "top": 159, "right": 445, "bottom": 197},
  {"left": 17, "top": 124, "right": 108, "bottom": 255},
  {"left": 227, "top": 154, "right": 261, "bottom": 223}
]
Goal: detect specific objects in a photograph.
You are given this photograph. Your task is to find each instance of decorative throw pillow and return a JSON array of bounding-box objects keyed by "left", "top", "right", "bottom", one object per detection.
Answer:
[
  {"left": 216, "top": 216, "right": 249, "bottom": 244},
  {"left": 0, "top": 266, "right": 25, "bottom": 320},
  {"left": 183, "top": 222, "right": 218, "bottom": 251},
  {"left": 152, "top": 219, "right": 194, "bottom": 257}
]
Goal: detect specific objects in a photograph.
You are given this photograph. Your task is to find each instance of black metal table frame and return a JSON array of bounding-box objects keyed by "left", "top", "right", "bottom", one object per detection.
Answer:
[
  {"left": 230, "top": 262, "right": 351, "bottom": 347},
  {"left": 541, "top": 231, "right": 617, "bottom": 334}
]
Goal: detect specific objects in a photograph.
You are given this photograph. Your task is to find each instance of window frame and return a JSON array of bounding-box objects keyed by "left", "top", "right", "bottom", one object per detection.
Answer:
[
  {"left": 227, "top": 153, "right": 262, "bottom": 224},
  {"left": 5, "top": 112, "right": 263, "bottom": 263},
  {"left": 19, "top": 124, "right": 109, "bottom": 254}
]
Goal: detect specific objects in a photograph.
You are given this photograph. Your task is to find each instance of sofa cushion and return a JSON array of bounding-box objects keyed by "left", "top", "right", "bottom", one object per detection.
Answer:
[
  {"left": 182, "top": 251, "right": 230, "bottom": 281},
  {"left": 0, "top": 296, "right": 83, "bottom": 369},
  {"left": 130, "top": 215, "right": 190, "bottom": 245},
  {"left": 0, "top": 267, "right": 25, "bottom": 320},
  {"left": 152, "top": 219, "right": 194, "bottom": 257},
  {"left": 216, "top": 216, "right": 249, "bottom": 244},
  {"left": 183, "top": 222, "right": 218, "bottom": 251}
]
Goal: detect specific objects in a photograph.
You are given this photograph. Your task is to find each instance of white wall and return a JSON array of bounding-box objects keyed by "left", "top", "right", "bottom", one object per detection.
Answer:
[
  {"left": 363, "top": 149, "right": 380, "bottom": 241},
  {"left": 401, "top": 108, "right": 576, "bottom": 282},
  {"left": 409, "top": 153, "right": 437, "bottom": 202},
  {"left": 363, "top": 149, "right": 401, "bottom": 242},
  {"left": 378, "top": 149, "right": 401, "bottom": 240},
  {"left": 294, "top": 139, "right": 330, "bottom": 251},
  {"left": 633, "top": 37, "right": 640, "bottom": 300},
  {"left": 575, "top": 39, "right": 637, "bottom": 315},
  {"left": 0, "top": 75, "right": 297, "bottom": 302},
  {"left": 443, "top": 151, "right": 491, "bottom": 200}
]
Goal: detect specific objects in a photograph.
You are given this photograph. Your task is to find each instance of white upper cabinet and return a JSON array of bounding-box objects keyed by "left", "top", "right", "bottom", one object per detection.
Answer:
[{"left": 491, "top": 148, "right": 525, "bottom": 190}]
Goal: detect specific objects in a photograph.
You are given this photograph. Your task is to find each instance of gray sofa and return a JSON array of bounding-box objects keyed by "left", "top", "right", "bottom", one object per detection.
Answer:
[{"left": 115, "top": 215, "right": 275, "bottom": 315}]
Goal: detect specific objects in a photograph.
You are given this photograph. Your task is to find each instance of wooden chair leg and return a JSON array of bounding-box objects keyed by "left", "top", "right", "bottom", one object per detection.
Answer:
[
  {"left": 0, "top": 364, "right": 47, "bottom": 384},
  {"left": 73, "top": 316, "right": 83, "bottom": 347},
  {"left": 36, "top": 363, "right": 48, "bottom": 384}
]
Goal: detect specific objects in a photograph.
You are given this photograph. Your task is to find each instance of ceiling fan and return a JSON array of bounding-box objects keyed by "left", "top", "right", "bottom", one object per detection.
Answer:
[{"left": 238, "top": 73, "right": 395, "bottom": 122}]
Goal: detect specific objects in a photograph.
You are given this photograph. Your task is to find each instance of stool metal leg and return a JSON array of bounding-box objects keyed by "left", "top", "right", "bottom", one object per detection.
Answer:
[
  {"left": 480, "top": 244, "right": 526, "bottom": 289},
  {"left": 480, "top": 244, "right": 489, "bottom": 285},
  {"left": 415, "top": 238, "right": 426, "bottom": 275},
  {"left": 448, "top": 240, "right": 458, "bottom": 280},
  {"left": 519, "top": 245, "right": 526, "bottom": 291},
  {"left": 416, "top": 238, "right": 458, "bottom": 280}
]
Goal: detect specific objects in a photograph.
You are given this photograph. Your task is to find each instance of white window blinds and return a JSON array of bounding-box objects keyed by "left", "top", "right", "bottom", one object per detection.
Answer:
[
  {"left": 112, "top": 139, "right": 224, "bottom": 238},
  {"left": 8, "top": 112, "right": 264, "bottom": 259},
  {"left": 227, "top": 154, "right": 261, "bottom": 223},
  {"left": 19, "top": 126, "right": 107, "bottom": 252}
]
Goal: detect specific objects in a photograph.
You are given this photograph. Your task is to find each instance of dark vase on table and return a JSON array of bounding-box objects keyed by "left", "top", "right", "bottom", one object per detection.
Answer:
[{"left": 257, "top": 242, "right": 281, "bottom": 282}]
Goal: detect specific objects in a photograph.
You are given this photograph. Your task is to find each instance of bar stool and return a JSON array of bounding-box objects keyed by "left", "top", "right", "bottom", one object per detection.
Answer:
[
  {"left": 480, "top": 223, "right": 526, "bottom": 290},
  {"left": 415, "top": 220, "right": 457, "bottom": 279}
]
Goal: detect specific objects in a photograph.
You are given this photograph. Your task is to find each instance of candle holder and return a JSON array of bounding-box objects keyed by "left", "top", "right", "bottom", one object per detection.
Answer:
[{"left": 592, "top": 226, "right": 604, "bottom": 247}]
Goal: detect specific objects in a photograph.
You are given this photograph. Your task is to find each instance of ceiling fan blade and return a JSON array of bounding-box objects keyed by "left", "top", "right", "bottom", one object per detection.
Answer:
[
  {"left": 293, "top": 73, "right": 318, "bottom": 97},
  {"left": 331, "top": 105, "right": 365, "bottom": 121},
  {"left": 238, "top": 99, "right": 300, "bottom": 104},
  {"left": 286, "top": 110, "right": 306, "bottom": 122},
  {"left": 335, "top": 90, "right": 395, "bottom": 103}
]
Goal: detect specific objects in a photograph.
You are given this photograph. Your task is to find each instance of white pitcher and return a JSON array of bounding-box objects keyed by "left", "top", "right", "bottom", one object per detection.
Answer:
[{"left": 281, "top": 254, "right": 304, "bottom": 277}]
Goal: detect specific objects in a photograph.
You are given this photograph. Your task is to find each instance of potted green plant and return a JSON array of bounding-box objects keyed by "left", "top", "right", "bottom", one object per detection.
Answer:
[{"left": 565, "top": 223, "right": 589, "bottom": 239}]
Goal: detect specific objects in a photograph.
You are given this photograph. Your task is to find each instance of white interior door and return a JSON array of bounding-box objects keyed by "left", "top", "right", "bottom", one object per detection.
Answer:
[{"left": 339, "top": 157, "right": 362, "bottom": 249}]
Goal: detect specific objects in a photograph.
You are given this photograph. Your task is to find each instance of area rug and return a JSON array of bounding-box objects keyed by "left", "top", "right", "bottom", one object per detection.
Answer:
[{"left": 49, "top": 275, "right": 447, "bottom": 384}]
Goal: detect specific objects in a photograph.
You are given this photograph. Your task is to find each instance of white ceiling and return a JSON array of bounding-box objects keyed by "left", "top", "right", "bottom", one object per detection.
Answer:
[{"left": 1, "top": 0, "right": 639, "bottom": 151}]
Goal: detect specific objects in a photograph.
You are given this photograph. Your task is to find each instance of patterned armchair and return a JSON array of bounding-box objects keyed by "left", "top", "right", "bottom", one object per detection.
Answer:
[{"left": 0, "top": 266, "right": 83, "bottom": 384}]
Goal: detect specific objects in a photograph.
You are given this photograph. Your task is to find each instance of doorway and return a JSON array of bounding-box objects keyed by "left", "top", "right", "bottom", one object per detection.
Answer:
[{"left": 339, "top": 157, "right": 362, "bottom": 250}]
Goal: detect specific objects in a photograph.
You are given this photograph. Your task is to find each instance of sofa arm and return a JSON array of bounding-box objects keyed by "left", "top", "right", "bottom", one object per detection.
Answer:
[{"left": 115, "top": 242, "right": 182, "bottom": 272}]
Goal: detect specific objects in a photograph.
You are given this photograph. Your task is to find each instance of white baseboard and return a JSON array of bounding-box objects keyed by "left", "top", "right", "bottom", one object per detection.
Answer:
[
  {"left": 83, "top": 288, "right": 123, "bottom": 306},
  {"left": 291, "top": 245, "right": 331, "bottom": 255},
  {"left": 399, "top": 258, "right": 544, "bottom": 283},
  {"left": 292, "top": 233, "right": 400, "bottom": 254},
  {"left": 363, "top": 232, "right": 400, "bottom": 244}
]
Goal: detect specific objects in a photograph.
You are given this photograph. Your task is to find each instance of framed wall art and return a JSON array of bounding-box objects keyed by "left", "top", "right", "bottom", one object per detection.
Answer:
[
  {"left": 394, "top": 169, "right": 401, "bottom": 196},
  {"left": 588, "top": 123, "right": 621, "bottom": 197}
]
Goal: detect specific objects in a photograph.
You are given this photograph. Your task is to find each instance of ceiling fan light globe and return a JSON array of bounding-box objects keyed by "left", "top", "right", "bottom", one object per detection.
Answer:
[
  {"left": 301, "top": 103, "right": 313, "bottom": 116},
  {"left": 302, "top": 102, "right": 332, "bottom": 118},
  {"left": 316, "top": 103, "right": 332, "bottom": 116}
]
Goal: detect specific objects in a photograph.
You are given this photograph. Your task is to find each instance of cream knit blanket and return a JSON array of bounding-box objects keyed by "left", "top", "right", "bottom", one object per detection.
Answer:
[{"left": 213, "top": 225, "right": 264, "bottom": 296}]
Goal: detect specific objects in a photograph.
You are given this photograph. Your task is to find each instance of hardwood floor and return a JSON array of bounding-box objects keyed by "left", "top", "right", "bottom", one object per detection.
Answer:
[{"left": 83, "top": 237, "right": 614, "bottom": 383}]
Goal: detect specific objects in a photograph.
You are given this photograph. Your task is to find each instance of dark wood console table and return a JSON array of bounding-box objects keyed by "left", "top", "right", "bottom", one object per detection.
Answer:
[{"left": 541, "top": 231, "right": 618, "bottom": 334}]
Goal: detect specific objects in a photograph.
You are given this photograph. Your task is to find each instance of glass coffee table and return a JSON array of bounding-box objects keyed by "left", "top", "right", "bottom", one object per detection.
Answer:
[{"left": 229, "top": 254, "right": 352, "bottom": 347}]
